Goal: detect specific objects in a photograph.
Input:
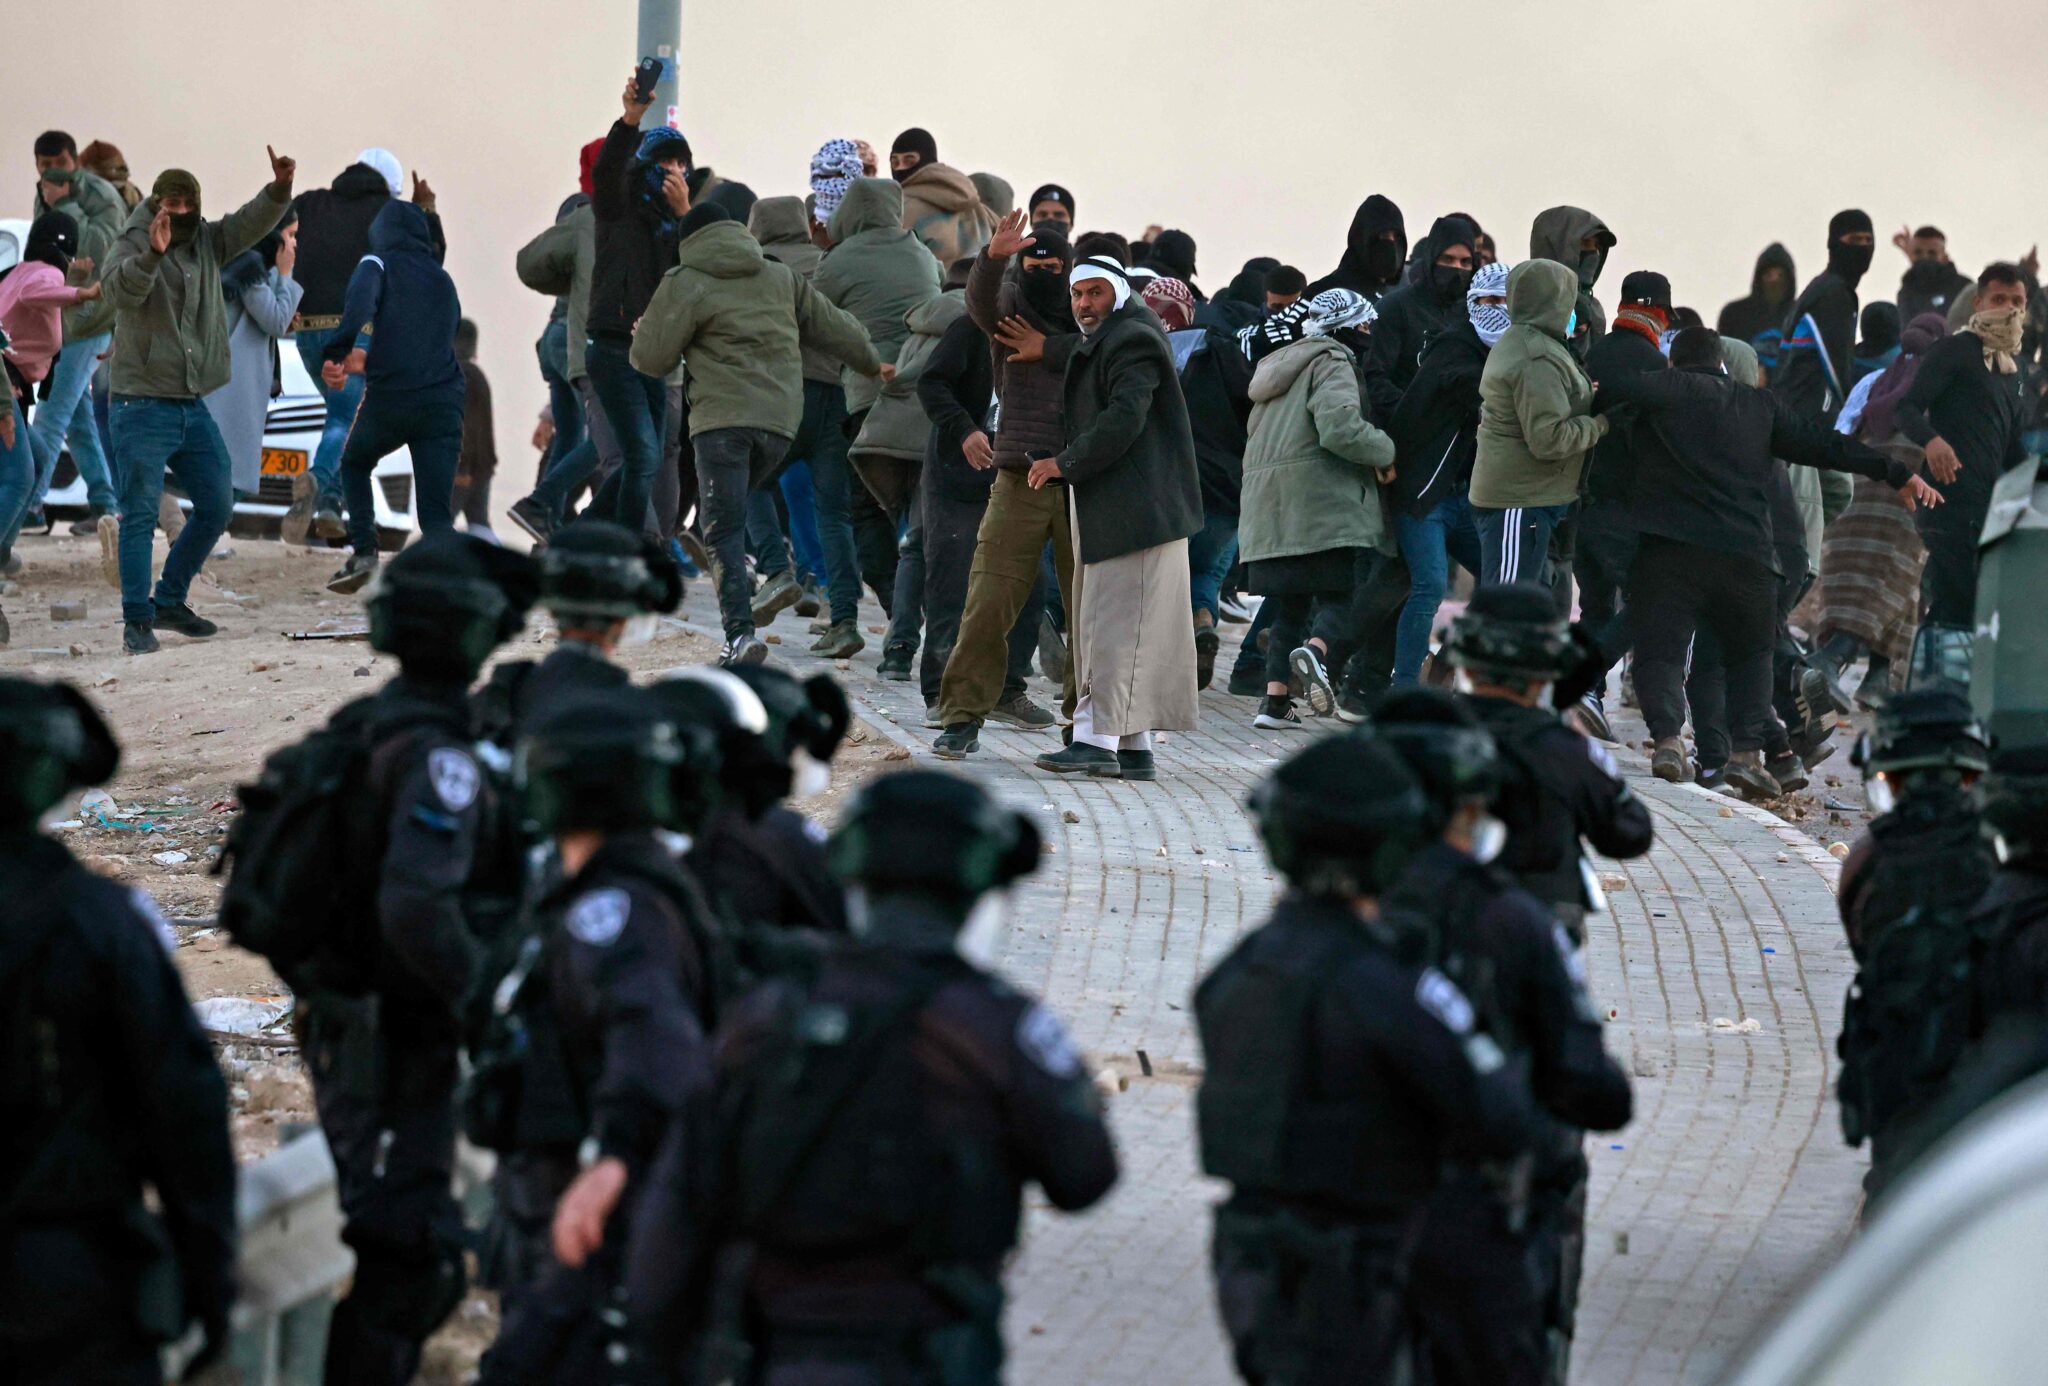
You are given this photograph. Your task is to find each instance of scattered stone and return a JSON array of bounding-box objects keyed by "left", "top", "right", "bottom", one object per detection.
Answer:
[
  {"left": 834, "top": 659, "right": 851, "bottom": 670},
  {"left": 1775, "top": 853, "right": 1790, "bottom": 864},
  {"left": 92, "top": 673, "right": 117, "bottom": 688},
  {"left": 1599, "top": 873, "right": 1628, "bottom": 891},
  {"left": 1631, "top": 1055, "right": 1657, "bottom": 1077},
  {"left": 1709, "top": 1016, "right": 1763, "bottom": 1035},
  {"left": 866, "top": 625, "right": 885, "bottom": 634},
  {"left": 1093, "top": 1067, "right": 1128, "bottom": 1097},
  {"left": 1154, "top": 845, "right": 1168, "bottom": 858},
  {"left": 353, "top": 666, "right": 372, "bottom": 677},
  {"left": 1614, "top": 1231, "right": 1631, "bottom": 1255},
  {"left": 763, "top": 633, "right": 781, "bottom": 645},
  {"left": 249, "top": 660, "right": 272, "bottom": 674},
  {"left": 882, "top": 747, "right": 911, "bottom": 762},
  {"left": 67, "top": 643, "right": 88, "bottom": 657},
  {"left": 1062, "top": 810, "right": 1080, "bottom": 824},
  {"left": 1828, "top": 841, "right": 1851, "bottom": 859},
  {"left": 1717, "top": 806, "right": 1734, "bottom": 818},
  {"left": 50, "top": 600, "right": 87, "bottom": 622}
]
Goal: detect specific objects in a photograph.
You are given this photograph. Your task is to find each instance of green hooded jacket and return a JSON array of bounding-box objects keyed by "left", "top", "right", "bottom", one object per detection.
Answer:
[
  {"left": 1472, "top": 259, "right": 1608, "bottom": 509},
  {"left": 748, "top": 195, "right": 837, "bottom": 385},
  {"left": 1238, "top": 336, "right": 1397, "bottom": 563},
  {"left": 34, "top": 167, "right": 124, "bottom": 340},
  {"left": 101, "top": 180, "right": 292, "bottom": 399},
  {"left": 630, "top": 215, "right": 880, "bottom": 440},
  {"left": 1530, "top": 204, "right": 1614, "bottom": 358},
  {"left": 515, "top": 202, "right": 595, "bottom": 379},
  {"left": 849, "top": 289, "right": 968, "bottom": 514},
  {"left": 815, "top": 178, "right": 941, "bottom": 417}
]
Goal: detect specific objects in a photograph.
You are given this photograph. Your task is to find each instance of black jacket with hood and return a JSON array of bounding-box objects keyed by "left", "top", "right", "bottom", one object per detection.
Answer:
[
  {"left": 1173, "top": 324, "right": 1255, "bottom": 516},
  {"left": 1530, "top": 205, "right": 1614, "bottom": 359},
  {"left": 1716, "top": 243, "right": 1796, "bottom": 354},
  {"left": 321, "top": 200, "right": 463, "bottom": 403},
  {"left": 1384, "top": 317, "right": 1489, "bottom": 518},
  {"left": 588, "top": 119, "right": 682, "bottom": 341},
  {"left": 291, "top": 163, "right": 445, "bottom": 319},
  {"left": 1898, "top": 257, "right": 1972, "bottom": 326},
  {"left": 1771, "top": 268, "right": 1860, "bottom": 423},
  {"left": 916, "top": 311, "right": 997, "bottom": 505},
  {"left": 1579, "top": 324, "right": 1669, "bottom": 511},
  {"left": 1370, "top": 214, "right": 1479, "bottom": 395},
  {"left": 1308, "top": 194, "right": 1407, "bottom": 302}
]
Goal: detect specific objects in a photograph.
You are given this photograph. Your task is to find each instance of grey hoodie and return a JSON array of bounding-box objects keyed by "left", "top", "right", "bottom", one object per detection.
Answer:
[
  {"left": 749, "top": 195, "right": 835, "bottom": 384},
  {"left": 1530, "top": 205, "right": 1615, "bottom": 356},
  {"left": 816, "top": 178, "right": 941, "bottom": 415}
]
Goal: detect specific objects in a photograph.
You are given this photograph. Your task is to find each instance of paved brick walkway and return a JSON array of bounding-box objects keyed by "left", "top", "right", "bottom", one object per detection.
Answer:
[{"left": 684, "top": 589, "right": 1864, "bottom": 1384}]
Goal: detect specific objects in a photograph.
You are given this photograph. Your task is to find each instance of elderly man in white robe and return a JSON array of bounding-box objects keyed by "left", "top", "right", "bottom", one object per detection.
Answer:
[{"left": 1018, "top": 255, "right": 1203, "bottom": 781}]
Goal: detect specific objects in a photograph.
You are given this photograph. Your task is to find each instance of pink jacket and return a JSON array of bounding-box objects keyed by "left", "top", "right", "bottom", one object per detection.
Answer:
[{"left": 0, "top": 261, "right": 87, "bottom": 383}]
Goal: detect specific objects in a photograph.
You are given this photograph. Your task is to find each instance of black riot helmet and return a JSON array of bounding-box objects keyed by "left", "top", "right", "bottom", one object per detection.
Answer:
[
  {"left": 1981, "top": 745, "right": 2048, "bottom": 866},
  {"left": 1445, "top": 582, "right": 1576, "bottom": 684},
  {"left": 1370, "top": 687, "right": 1503, "bottom": 832},
  {"left": 1250, "top": 734, "right": 1429, "bottom": 898},
  {"left": 727, "top": 664, "right": 850, "bottom": 797},
  {"left": 538, "top": 520, "right": 683, "bottom": 625},
  {"left": 1851, "top": 685, "right": 1991, "bottom": 815},
  {"left": 367, "top": 532, "right": 539, "bottom": 682},
  {"left": 516, "top": 685, "right": 719, "bottom": 836},
  {"left": 826, "top": 769, "right": 1041, "bottom": 909},
  {"left": 647, "top": 667, "right": 781, "bottom": 817},
  {"left": 0, "top": 678, "right": 120, "bottom": 830}
]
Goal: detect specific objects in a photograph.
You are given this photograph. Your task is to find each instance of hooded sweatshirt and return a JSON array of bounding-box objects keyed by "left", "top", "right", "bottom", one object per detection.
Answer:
[
  {"left": 1369, "top": 214, "right": 1479, "bottom": 396},
  {"left": 1772, "top": 265, "right": 1861, "bottom": 423},
  {"left": 322, "top": 200, "right": 463, "bottom": 403},
  {"left": 630, "top": 214, "right": 881, "bottom": 440},
  {"left": 1239, "top": 336, "right": 1398, "bottom": 563},
  {"left": 748, "top": 195, "right": 837, "bottom": 384},
  {"left": 1471, "top": 259, "right": 1607, "bottom": 509},
  {"left": 898, "top": 161, "right": 997, "bottom": 269},
  {"left": 969, "top": 172, "right": 1015, "bottom": 219},
  {"left": 850, "top": 289, "right": 969, "bottom": 510},
  {"left": 816, "top": 178, "right": 942, "bottom": 416},
  {"left": 1308, "top": 194, "right": 1408, "bottom": 301},
  {"left": 0, "top": 214, "right": 89, "bottom": 383},
  {"left": 1529, "top": 205, "right": 1614, "bottom": 357},
  {"left": 515, "top": 194, "right": 595, "bottom": 379},
  {"left": 32, "top": 165, "right": 123, "bottom": 341},
  {"left": 1716, "top": 243, "right": 1797, "bottom": 364},
  {"left": 588, "top": 119, "right": 689, "bottom": 341},
  {"left": 293, "top": 162, "right": 445, "bottom": 319},
  {"left": 1898, "top": 256, "right": 1971, "bottom": 326}
]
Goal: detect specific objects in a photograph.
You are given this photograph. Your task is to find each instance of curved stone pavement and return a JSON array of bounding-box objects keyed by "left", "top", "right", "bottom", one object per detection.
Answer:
[{"left": 679, "top": 593, "right": 1865, "bottom": 1384}]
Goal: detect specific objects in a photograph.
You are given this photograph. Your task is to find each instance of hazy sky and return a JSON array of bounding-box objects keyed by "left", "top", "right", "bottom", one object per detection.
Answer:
[{"left": 9, "top": 0, "right": 2046, "bottom": 508}]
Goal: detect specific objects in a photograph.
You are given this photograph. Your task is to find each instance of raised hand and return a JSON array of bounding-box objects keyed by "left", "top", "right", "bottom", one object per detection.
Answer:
[
  {"left": 148, "top": 207, "right": 172, "bottom": 255},
  {"left": 267, "top": 144, "right": 296, "bottom": 187},
  {"left": 411, "top": 172, "right": 437, "bottom": 213},
  {"left": 988, "top": 208, "right": 1036, "bottom": 261},
  {"left": 623, "top": 73, "right": 653, "bottom": 124},
  {"left": 995, "top": 315, "right": 1046, "bottom": 363}
]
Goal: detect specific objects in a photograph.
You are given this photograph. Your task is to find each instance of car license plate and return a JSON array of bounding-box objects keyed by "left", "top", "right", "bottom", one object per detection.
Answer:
[{"left": 261, "top": 448, "right": 308, "bottom": 476}]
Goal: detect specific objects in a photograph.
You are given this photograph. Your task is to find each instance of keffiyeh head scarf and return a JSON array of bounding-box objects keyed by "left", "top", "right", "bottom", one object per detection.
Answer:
[
  {"left": 1142, "top": 276, "right": 1197, "bottom": 330},
  {"left": 1070, "top": 255, "right": 1132, "bottom": 312},
  {"left": 809, "top": 139, "right": 863, "bottom": 224},
  {"left": 1970, "top": 303, "right": 2025, "bottom": 374},
  {"left": 1304, "top": 287, "right": 1377, "bottom": 333},
  {"left": 1467, "top": 261, "right": 1511, "bottom": 347},
  {"left": 1239, "top": 298, "right": 1316, "bottom": 362}
]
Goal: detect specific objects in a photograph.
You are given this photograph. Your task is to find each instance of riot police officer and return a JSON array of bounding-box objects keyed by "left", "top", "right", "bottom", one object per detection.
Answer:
[
  {"left": 637, "top": 769, "right": 1118, "bottom": 1385},
  {"left": 1834, "top": 687, "right": 1997, "bottom": 1200},
  {"left": 472, "top": 519, "right": 684, "bottom": 748},
  {"left": 1196, "top": 734, "right": 1556, "bottom": 1384},
  {"left": 473, "top": 683, "right": 726, "bottom": 1386},
  {"left": 1373, "top": 688, "right": 1633, "bottom": 1386},
  {"left": 0, "top": 677, "right": 236, "bottom": 1386},
  {"left": 1445, "top": 583, "right": 1654, "bottom": 941},
  {"left": 296, "top": 531, "right": 539, "bottom": 1385}
]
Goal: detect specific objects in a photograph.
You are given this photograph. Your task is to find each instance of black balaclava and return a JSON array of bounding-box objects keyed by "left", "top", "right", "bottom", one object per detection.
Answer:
[
  {"left": 891, "top": 127, "right": 937, "bottom": 183},
  {"left": 1425, "top": 215, "right": 1479, "bottom": 307},
  {"left": 23, "top": 210, "right": 78, "bottom": 272},
  {"left": 1019, "top": 227, "right": 1076, "bottom": 328},
  {"left": 151, "top": 169, "right": 203, "bottom": 246},
  {"left": 1346, "top": 194, "right": 1407, "bottom": 288},
  {"left": 1827, "top": 208, "right": 1875, "bottom": 286}
]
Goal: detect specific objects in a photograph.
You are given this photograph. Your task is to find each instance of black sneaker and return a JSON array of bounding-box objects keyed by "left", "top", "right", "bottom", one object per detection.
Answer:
[
  {"left": 989, "top": 693, "right": 1055, "bottom": 730},
  {"left": 1254, "top": 696, "right": 1305, "bottom": 731},
  {"left": 1195, "top": 622, "right": 1219, "bottom": 691},
  {"left": 1335, "top": 687, "right": 1373, "bottom": 725},
  {"left": 1289, "top": 646, "right": 1336, "bottom": 717},
  {"left": 312, "top": 497, "right": 348, "bottom": 540},
  {"left": 326, "top": 554, "right": 379, "bottom": 595},
  {"left": 507, "top": 495, "right": 555, "bottom": 546},
  {"left": 934, "top": 722, "right": 980, "bottom": 759},
  {"left": 719, "top": 634, "right": 769, "bottom": 667},
  {"left": 1696, "top": 765, "right": 1732, "bottom": 795},
  {"left": 123, "top": 620, "right": 160, "bottom": 655},
  {"left": 877, "top": 645, "right": 915, "bottom": 681},
  {"left": 68, "top": 507, "right": 108, "bottom": 537},
  {"left": 1112, "top": 749, "right": 1157, "bottom": 781},
  {"left": 1802, "top": 657, "right": 1852, "bottom": 717},
  {"left": 152, "top": 601, "right": 219, "bottom": 637},
  {"left": 1036, "top": 743, "right": 1118, "bottom": 775},
  {"left": 1570, "top": 691, "right": 1617, "bottom": 744},
  {"left": 1226, "top": 665, "right": 1266, "bottom": 698},
  {"left": 793, "top": 581, "right": 824, "bottom": 619},
  {"left": 1766, "top": 751, "right": 1811, "bottom": 794},
  {"left": 1724, "top": 753, "right": 1783, "bottom": 803},
  {"left": 750, "top": 571, "right": 804, "bottom": 627}
]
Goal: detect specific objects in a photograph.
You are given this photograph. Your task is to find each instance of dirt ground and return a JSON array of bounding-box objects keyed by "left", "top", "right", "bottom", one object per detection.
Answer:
[{"left": 1, "top": 525, "right": 902, "bottom": 1383}]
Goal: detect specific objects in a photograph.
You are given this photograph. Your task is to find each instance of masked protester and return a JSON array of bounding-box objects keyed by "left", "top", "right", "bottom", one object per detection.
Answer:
[
  {"left": 1197, "top": 732, "right": 1556, "bottom": 1384},
  {"left": 1310, "top": 192, "right": 1408, "bottom": 301},
  {"left": 1853, "top": 301, "right": 1903, "bottom": 382},
  {"left": 100, "top": 148, "right": 295, "bottom": 655},
  {"left": 78, "top": 137, "right": 142, "bottom": 208},
  {"left": 0, "top": 677, "right": 237, "bottom": 1386},
  {"left": 1027, "top": 180, "right": 1076, "bottom": 229},
  {"left": 1892, "top": 261, "right": 2031, "bottom": 688},
  {"left": 1369, "top": 213, "right": 1479, "bottom": 401},
  {"left": 1896, "top": 225, "right": 1973, "bottom": 324},
  {"left": 1716, "top": 242, "right": 1798, "bottom": 372},
  {"left": 1773, "top": 208, "right": 1876, "bottom": 428},
  {"left": 1529, "top": 205, "right": 1616, "bottom": 360},
  {"left": 890, "top": 126, "right": 998, "bottom": 268},
  {"left": 626, "top": 769, "right": 1116, "bottom": 1383},
  {"left": 1374, "top": 687, "right": 1632, "bottom": 1386}
]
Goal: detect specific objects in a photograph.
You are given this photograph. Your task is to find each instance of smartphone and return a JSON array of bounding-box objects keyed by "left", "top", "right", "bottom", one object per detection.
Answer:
[{"left": 634, "top": 57, "right": 663, "bottom": 102}]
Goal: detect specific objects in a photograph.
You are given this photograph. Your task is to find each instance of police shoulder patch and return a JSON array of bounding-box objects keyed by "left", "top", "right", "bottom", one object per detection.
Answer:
[
  {"left": 1016, "top": 1004, "right": 1082, "bottom": 1078},
  {"left": 1415, "top": 966, "right": 1476, "bottom": 1035},
  {"left": 566, "top": 887, "right": 631, "bottom": 947},
  {"left": 428, "top": 747, "right": 480, "bottom": 812}
]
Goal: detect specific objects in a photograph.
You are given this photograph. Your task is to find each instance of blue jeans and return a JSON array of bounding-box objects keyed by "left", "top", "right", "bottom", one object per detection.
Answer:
[
  {"left": 1393, "top": 492, "right": 1484, "bottom": 683},
  {"left": 1475, "top": 501, "right": 1572, "bottom": 588},
  {"left": 584, "top": 335, "right": 666, "bottom": 532},
  {"left": 28, "top": 333, "right": 118, "bottom": 514},
  {"left": 295, "top": 327, "right": 367, "bottom": 504},
  {"left": 110, "top": 396, "right": 234, "bottom": 624},
  {"left": 340, "top": 391, "right": 462, "bottom": 554},
  {"left": 1187, "top": 512, "right": 1239, "bottom": 620},
  {"left": 778, "top": 461, "right": 825, "bottom": 582},
  {"left": 0, "top": 396, "right": 36, "bottom": 550},
  {"left": 536, "top": 321, "right": 584, "bottom": 486},
  {"left": 795, "top": 380, "right": 860, "bottom": 623}
]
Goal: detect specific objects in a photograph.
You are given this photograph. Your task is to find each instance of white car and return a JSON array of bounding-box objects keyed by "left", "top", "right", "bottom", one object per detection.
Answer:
[
  {"left": 0, "top": 216, "right": 27, "bottom": 273},
  {"left": 37, "top": 323, "right": 419, "bottom": 550}
]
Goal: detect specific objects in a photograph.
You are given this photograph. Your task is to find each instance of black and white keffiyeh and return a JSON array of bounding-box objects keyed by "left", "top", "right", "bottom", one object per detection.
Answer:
[{"left": 1238, "top": 289, "right": 1378, "bottom": 363}]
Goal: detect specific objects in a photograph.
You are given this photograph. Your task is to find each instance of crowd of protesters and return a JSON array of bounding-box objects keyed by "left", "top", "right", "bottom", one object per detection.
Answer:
[{"left": 6, "top": 101, "right": 2040, "bottom": 788}]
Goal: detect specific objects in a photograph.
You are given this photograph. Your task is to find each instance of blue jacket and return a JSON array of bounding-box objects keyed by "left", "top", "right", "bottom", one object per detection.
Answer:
[{"left": 323, "top": 200, "right": 462, "bottom": 401}]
